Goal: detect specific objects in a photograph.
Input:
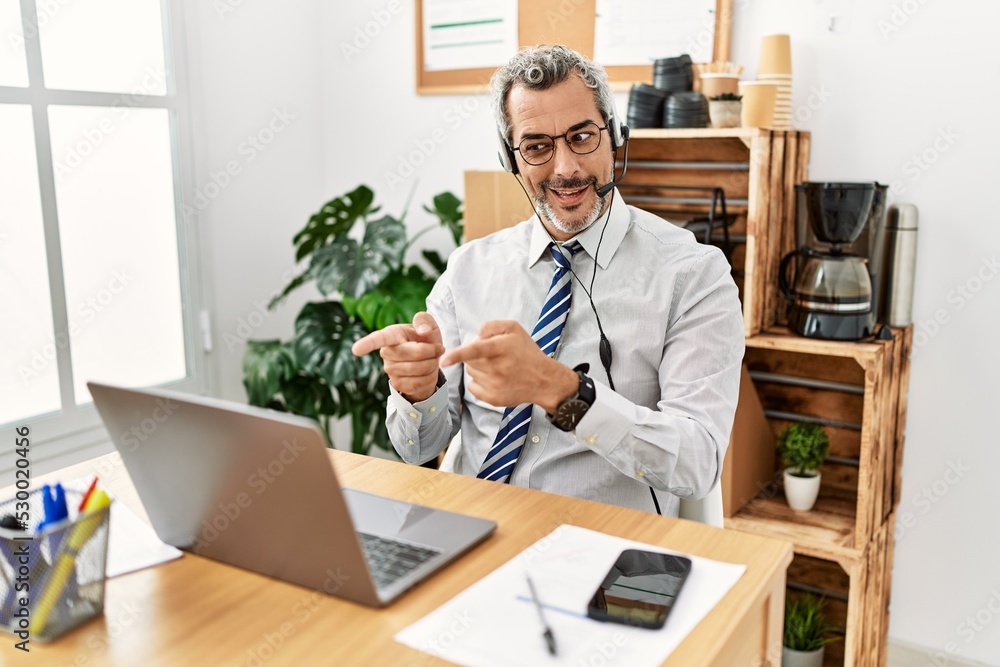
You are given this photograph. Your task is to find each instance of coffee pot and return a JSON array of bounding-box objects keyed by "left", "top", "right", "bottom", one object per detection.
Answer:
[{"left": 779, "top": 182, "right": 886, "bottom": 340}]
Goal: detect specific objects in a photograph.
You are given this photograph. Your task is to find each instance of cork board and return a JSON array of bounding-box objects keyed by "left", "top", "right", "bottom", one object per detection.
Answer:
[{"left": 416, "top": 0, "right": 734, "bottom": 95}]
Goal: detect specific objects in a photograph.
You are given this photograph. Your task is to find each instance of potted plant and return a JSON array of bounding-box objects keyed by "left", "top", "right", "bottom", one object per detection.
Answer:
[
  {"left": 783, "top": 593, "right": 838, "bottom": 667},
  {"left": 708, "top": 92, "right": 742, "bottom": 128},
  {"left": 778, "top": 422, "right": 829, "bottom": 511},
  {"left": 242, "top": 184, "right": 463, "bottom": 455}
]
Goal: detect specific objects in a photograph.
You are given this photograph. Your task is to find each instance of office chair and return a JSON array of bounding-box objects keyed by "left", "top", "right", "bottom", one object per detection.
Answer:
[{"left": 438, "top": 435, "right": 725, "bottom": 528}]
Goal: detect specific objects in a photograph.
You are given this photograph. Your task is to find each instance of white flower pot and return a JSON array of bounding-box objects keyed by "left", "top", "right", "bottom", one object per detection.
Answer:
[
  {"left": 783, "top": 468, "right": 821, "bottom": 511},
  {"left": 782, "top": 646, "right": 825, "bottom": 667},
  {"left": 709, "top": 100, "right": 742, "bottom": 128}
]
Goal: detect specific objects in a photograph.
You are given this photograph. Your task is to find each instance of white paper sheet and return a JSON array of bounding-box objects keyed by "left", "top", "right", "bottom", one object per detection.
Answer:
[
  {"left": 105, "top": 500, "right": 182, "bottom": 578},
  {"left": 423, "top": 0, "right": 517, "bottom": 72},
  {"left": 395, "top": 525, "right": 745, "bottom": 667},
  {"left": 594, "top": 0, "right": 717, "bottom": 65}
]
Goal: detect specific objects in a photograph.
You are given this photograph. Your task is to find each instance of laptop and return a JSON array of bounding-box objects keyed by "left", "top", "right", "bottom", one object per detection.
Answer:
[{"left": 88, "top": 381, "right": 496, "bottom": 607}]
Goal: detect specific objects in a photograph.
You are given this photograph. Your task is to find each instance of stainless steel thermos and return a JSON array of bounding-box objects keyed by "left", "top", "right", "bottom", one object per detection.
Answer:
[{"left": 881, "top": 204, "right": 919, "bottom": 327}]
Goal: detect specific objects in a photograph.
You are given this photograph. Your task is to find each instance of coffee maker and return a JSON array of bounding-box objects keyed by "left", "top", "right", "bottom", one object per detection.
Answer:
[{"left": 779, "top": 182, "right": 888, "bottom": 341}]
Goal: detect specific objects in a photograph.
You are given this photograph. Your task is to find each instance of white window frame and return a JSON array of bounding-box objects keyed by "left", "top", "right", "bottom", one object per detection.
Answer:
[{"left": 0, "top": 0, "right": 208, "bottom": 476}]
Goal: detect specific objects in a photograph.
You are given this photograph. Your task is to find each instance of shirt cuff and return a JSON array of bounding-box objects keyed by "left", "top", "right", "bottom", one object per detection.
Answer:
[
  {"left": 572, "top": 381, "right": 633, "bottom": 456},
  {"left": 388, "top": 377, "right": 449, "bottom": 427}
]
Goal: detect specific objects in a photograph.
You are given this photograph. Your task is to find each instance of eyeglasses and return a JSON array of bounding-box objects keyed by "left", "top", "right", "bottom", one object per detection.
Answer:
[{"left": 513, "top": 122, "right": 608, "bottom": 166}]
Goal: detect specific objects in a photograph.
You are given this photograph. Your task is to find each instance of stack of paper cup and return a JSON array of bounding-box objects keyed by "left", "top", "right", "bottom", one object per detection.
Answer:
[
  {"left": 757, "top": 34, "right": 792, "bottom": 128},
  {"left": 739, "top": 81, "right": 780, "bottom": 128}
]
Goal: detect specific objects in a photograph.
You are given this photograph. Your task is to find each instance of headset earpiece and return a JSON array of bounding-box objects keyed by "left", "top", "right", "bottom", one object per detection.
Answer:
[
  {"left": 606, "top": 107, "right": 627, "bottom": 152},
  {"left": 496, "top": 128, "right": 519, "bottom": 175}
]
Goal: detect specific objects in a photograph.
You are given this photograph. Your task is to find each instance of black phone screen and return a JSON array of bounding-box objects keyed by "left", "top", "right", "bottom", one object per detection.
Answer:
[{"left": 585, "top": 549, "right": 692, "bottom": 629}]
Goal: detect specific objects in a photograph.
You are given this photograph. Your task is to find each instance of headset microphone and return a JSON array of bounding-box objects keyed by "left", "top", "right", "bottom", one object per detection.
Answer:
[{"left": 594, "top": 125, "right": 630, "bottom": 198}]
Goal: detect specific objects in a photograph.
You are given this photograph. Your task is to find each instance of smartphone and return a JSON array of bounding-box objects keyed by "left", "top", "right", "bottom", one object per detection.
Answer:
[{"left": 585, "top": 549, "right": 692, "bottom": 629}]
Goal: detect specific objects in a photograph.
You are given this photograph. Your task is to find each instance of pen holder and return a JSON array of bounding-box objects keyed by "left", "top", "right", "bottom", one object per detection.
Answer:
[{"left": 0, "top": 488, "right": 111, "bottom": 642}]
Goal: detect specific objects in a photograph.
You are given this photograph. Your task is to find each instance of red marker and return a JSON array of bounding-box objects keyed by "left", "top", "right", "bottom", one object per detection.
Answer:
[{"left": 78, "top": 476, "right": 99, "bottom": 512}]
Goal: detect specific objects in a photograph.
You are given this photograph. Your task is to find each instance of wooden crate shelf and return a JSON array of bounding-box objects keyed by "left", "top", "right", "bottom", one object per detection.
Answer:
[
  {"left": 725, "top": 327, "right": 912, "bottom": 560},
  {"left": 623, "top": 128, "right": 809, "bottom": 337},
  {"left": 783, "top": 513, "right": 898, "bottom": 667}
]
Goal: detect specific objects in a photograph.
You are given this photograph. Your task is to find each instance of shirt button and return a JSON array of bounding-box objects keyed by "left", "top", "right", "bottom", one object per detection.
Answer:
[
  {"left": 530, "top": 435, "right": 540, "bottom": 444},
  {"left": 408, "top": 411, "right": 418, "bottom": 419},
  {"left": 585, "top": 435, "right": 597, "bottom": 446},
  {"left": 407, "top": 439, "right": 415, "bottom": 445},
  {"left": 636, "top": 469, "right": 646, "bottom": 477},
  {"left": 429, "top": 405, "right": 437, "bottom": 413}
]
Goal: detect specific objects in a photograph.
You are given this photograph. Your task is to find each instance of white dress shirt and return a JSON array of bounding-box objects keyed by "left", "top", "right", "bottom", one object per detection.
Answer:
[{"left": 386, "top": 190, "right": 745, "bottom": 515}]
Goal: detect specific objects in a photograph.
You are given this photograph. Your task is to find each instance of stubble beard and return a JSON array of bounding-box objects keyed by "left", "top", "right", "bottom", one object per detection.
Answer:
[{"left": 535, "top": 176, "right": 610, "bottom": 237}]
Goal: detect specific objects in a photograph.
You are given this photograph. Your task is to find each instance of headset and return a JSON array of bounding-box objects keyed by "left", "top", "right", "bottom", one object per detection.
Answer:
[{"left": 495, "top": 106, "right": 661, "bottom": 514}]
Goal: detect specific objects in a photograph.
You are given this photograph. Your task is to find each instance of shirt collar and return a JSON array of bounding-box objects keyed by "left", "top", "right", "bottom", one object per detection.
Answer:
[{"left": 527, "top": 188, "right": 630, "bottom": 269}]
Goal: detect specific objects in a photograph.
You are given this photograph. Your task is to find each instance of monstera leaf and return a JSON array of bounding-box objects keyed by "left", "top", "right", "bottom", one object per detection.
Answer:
[
  {"left": 292, "top": 185, "right": 378, "bottom": 262},
  {"left": 338, "top": 374, "right": 392, "bottom": 454},
  {"left": 423, "top": 191, "right": 463, "bottom": 247},
  {"left": 342, "top": 266, "right": 435, "bottom": 331},
  {"left": 278, "top": 373, "right": 338, "bottom": 422},
  {"left": 243, "top": 340, "right": 298, "bottom": 407},
  {"left": 310, "top": 214, "right": 406, "bottom": 298},
  {"left": 293, "top": 302, "right": 377, "bottom": 388}
]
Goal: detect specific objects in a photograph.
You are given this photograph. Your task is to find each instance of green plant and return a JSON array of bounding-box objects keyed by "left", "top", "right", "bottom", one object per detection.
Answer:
[
  {"left": 783, "top": 593, "right": 839, "bottom": 652},
  {"left": 777, "top": 422, "right": 830, "bottom": 476},
  {"left": 709, "top": 93, "right": 742, "bottom": 102},
  {"left": 242, "top": 184, "right": 463, "bottom": 454}
]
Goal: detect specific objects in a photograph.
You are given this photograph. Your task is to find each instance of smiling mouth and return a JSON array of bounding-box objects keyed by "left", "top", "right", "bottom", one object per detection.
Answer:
[{"left": 547, "top": 185, "right": 590, "bottom": 206}]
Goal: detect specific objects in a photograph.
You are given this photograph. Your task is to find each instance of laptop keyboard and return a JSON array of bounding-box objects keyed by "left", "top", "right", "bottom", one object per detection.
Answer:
[{"left": 358, "top": 532, "right": 442, "bottom": 590}]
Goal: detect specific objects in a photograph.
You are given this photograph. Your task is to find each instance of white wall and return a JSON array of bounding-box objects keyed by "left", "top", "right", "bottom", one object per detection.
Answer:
[
  {"left": 191, "top": 1, "right": 1000, "bottom": 662},
  {"left": 182, "top": 0, "right": 328, "bottom": 402}
]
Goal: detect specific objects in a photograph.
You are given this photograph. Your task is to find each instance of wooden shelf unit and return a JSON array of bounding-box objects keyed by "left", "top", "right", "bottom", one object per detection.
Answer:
[
  {"left": 723, "top": 327, "right": 912, "bottom": 667},
  {"left": 622, "top": 128, "right": 809, "bottom": 337}
]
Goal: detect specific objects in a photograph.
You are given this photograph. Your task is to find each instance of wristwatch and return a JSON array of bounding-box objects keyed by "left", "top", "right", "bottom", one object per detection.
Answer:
[{"left": 548, "top": 364, "right": 596, "bottom": 432}]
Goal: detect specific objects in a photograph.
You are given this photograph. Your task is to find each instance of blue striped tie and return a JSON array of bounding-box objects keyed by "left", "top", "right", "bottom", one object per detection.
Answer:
[{"left": 478, "top": 242, "right": 581, "bottom": 483}]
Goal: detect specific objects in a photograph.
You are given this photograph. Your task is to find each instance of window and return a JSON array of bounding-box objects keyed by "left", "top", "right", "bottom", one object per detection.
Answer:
[{"left": 0, "top": 0, "right": 205, "bottom": 472}]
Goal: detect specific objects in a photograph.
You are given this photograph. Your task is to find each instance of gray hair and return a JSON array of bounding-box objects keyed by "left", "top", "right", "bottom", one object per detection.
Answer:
[{"left": 490, "top": 45, "right": 616, "bottom": 147}]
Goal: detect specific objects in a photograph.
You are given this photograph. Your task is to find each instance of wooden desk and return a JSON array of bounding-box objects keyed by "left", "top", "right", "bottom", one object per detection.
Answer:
[{"left": 2, "top": 451, "right": 792, "bottom": 666}]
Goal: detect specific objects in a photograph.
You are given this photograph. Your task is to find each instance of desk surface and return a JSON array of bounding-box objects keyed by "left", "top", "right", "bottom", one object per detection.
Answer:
[{"left": 2, "top": 450, "right": 792, "bottom": 666}]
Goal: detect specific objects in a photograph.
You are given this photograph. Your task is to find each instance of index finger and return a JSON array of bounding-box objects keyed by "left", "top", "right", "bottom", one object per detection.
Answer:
[
  {"left": 439, "top": 337, "right": 501, "bottom": 367},
  {"left": 351, "top": 324, "right": 416, "bottom": 356}
]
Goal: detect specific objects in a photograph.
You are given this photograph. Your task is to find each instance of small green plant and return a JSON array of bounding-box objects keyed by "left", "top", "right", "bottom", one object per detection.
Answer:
[
  {"left": 709, "top": 92, "right": 742, "bottom": 101},
  {"left": 778, "top": 422, "right": 830, "bottom": 476},
  {"left": 784, "top": 593, "right": 839, "bottom": 652}
]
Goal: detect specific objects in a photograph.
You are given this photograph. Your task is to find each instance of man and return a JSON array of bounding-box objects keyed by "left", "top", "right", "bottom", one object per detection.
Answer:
[{"left": 352, "top": 45, "right": 744, "bottom": 515}]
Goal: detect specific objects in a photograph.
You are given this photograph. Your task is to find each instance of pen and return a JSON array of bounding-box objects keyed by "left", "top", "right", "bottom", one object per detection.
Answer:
[{"left": 525, "top": 573, "right": 557, "bottom": 656}]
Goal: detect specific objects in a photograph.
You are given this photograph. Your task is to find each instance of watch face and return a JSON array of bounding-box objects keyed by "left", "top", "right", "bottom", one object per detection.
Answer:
[{"left": 555, "top": 399, "right": 590, "bottom": 431}]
